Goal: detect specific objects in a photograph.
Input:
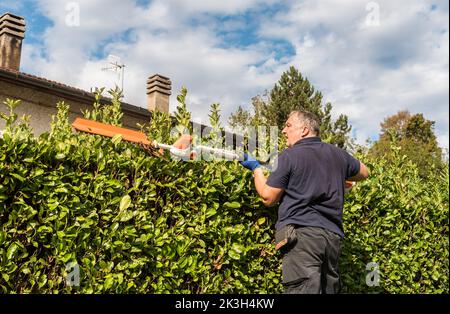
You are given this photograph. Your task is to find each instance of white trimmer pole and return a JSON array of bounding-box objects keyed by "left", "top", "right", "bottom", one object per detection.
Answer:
[{"left": 152, "top": 141, "right": 241, "bottom": 160}]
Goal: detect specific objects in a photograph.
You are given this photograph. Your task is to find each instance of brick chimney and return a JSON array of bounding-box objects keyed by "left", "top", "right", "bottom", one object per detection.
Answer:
[
  {"left": 147, "top": 74, "right": 171, "bottom": 113},
  {"left": 0, "top": 12, "right": 26, "bottom": 71}
]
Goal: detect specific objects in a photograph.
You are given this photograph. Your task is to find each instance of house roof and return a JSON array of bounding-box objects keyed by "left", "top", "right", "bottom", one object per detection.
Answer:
[{"left": 0, "top": 66, "right": 151, "bottom": 119}]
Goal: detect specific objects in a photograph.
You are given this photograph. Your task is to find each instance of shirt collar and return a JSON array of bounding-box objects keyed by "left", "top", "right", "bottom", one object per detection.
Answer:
[{"left": 293, "top": 136, "right": 321, "bottom": 146}]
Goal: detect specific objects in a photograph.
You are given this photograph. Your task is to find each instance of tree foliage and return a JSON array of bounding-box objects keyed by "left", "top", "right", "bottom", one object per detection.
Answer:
[
  {"left": 228, "top": 66, "right": 352, "bottom": 148},
  {"left": 369, "top": 111, "right": 444, "bottom": 178}
]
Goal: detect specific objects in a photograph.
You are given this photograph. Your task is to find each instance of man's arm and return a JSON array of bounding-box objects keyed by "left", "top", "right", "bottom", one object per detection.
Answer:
[
  {"left": 347, "top": 161, "right": 369, "bottom": 182},
  {"left": 253, "top": 168, "right": 284, "bottom": 207}
]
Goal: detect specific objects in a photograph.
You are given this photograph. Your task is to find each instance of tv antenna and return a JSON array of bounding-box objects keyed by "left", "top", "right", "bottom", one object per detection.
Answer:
[{"left": 102, "top": 54, "right": 125, "bottom": 92}]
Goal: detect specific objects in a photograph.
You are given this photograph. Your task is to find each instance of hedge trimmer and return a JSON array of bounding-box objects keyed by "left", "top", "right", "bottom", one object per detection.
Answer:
[{"left": 71, "top": 117, "right": 248, "bottom": 161}]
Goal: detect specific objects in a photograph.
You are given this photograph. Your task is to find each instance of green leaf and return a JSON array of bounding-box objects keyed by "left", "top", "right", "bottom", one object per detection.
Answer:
[
  {"left": 104, "top": 277, "right": 114, "bottom": 290},
  {"left": 228, "top": 250, "right": 240, "bottom": 260},
  {"left": 38, "top": 274, "right": 47, "bottom": 288},
  {"left": 257, "top": 217, "right": 266, "bottom": 225},
  {"left": 37, "top": 226, "right": 53, "bottom": 234},
  {"left": 224, "top": 201, "right": 241, "bottom": 209},
  {"left": 11, "top": 173, "right": 26, "bottom": 182},
  {"left": 223, "top": 174, "right": 235, "bottom": 184},
  {"left": 55, "top": 187, "right": 69, "bottom": 193},
  {"left": 33, "top": 168, "right": 45, "bottom": 177},
  {"left": 0, "top": 230, "right": 5, "bottom": 245},
  {"left": 119, "top": 195, "right": 131, "bottom": 211},
  {"left": 119, "top": 210, "right": 134, "bottom": 222},
  {"left": 2, "top": 273, "right": 9, "bottom": 282},
  {"left": 7, "top": 243, "right": 19, "bottom": 259},
  {"left": 111, "top": 134, "right": 123, "bottom": 145},
  {"left": 231, "top": 243, "right": 245, "bottom": 254},
  {"left": 205, "top": 208, "right": 217, "bottom": 218}
]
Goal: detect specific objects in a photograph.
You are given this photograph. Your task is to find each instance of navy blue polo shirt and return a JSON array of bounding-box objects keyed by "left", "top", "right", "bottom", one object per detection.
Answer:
[{"left": 267, "top": 137, "right": 360, "bottom": 237}]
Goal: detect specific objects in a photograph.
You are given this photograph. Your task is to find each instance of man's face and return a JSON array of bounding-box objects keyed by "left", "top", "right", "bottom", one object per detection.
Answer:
[{"left": 282, "top": 115, "right": 309, "bottom": 147}]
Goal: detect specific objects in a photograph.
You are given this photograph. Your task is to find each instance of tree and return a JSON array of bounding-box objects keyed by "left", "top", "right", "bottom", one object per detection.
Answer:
[
  {"left": 228, "top": 105, "right": 252, "bottom": 134},
  {"left": 228, "top": 66, "right": 352, "bottom": 148},
  {"left": 228, "top": 96, "right": 266, "bottom": 133},
  {"left": 369, "top": 110, "right": 444, "bottom": 178}
]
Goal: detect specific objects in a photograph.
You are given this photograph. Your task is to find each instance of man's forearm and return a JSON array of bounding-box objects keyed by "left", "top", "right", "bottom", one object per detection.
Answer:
[
  {"left": 240, "top": 153, "right": 284, "bottom": 207},
  {"left": 251, "top": 168, "right": 284, "bottom": 207},
  {"left": 253, "top": 168, "right": 268, "bottom": 199}
]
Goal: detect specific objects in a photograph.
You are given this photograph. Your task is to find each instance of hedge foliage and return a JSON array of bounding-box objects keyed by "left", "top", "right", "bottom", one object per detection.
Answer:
[
  {"left": 341, "top": 147, "right": 448, "bottom": 293},
  {"left": 0, "top": 94, "right": 448, "bottom": 293}
]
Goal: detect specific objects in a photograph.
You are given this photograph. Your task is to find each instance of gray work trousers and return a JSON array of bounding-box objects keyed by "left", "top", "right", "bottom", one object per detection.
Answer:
[{"left": 280, "top": 226, "right": 342, "bottom": 294}]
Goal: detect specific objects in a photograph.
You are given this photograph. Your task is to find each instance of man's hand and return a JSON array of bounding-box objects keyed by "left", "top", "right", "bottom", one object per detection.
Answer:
[
  {"left": 171, "top": 134, "right": 195, "bottom": 159},
  {"left": 239, "top": 153, "right": 261, "bottom": 171},
  {"left": 173, "top": 134, "right": 192, "bottom": 150}
]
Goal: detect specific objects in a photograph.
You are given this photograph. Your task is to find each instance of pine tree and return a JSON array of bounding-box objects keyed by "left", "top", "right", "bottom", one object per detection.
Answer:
[
  {"left": 228, "top": 106, "right": 251, "bottom": 133},
  {"left": 228, "top": 96, "right": 266, "bottom": 134}
]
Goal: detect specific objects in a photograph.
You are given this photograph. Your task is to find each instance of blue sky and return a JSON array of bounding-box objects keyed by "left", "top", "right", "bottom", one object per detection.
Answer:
[{"left": 0, "top": 0, "right": 448, "bottom": 148}]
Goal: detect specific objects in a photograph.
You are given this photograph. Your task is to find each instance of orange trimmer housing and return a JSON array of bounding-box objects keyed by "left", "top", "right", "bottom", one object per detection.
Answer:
[{"left": 71, "top": 117, "right": 192, "bottom": 151}]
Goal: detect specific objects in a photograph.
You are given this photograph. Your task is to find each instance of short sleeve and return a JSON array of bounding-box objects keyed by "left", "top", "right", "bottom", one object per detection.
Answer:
[
  {"left": 342, "top": 150, "right": 360, "bottom": 179},
  {"left": 267, "top": 152, "right": 290, "bottom": 189}
]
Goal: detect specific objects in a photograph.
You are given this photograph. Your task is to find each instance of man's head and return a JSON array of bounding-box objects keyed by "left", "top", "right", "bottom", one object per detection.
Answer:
[{"left": 282, "top": 111, "right": 320, "bottom": 147}]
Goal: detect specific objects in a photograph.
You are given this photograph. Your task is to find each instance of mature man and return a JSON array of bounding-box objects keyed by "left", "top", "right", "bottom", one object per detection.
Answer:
[{"left": 240, "top": 111, "right": 369, "bottom": 294}]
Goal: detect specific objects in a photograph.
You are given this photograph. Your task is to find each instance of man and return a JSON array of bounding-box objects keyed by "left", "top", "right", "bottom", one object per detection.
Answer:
[{"left": 239, "top": 111, "right": 369, "bottom": 294}]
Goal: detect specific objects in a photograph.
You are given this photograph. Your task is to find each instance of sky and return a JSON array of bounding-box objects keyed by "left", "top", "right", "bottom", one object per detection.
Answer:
[{"left": 1, "top": 0, "right": 448, "bottom": 149}]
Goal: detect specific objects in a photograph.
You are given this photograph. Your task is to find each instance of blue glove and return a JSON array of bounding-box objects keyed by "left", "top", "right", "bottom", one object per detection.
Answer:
[{"left": 239, "top": 153, "right": 261, "bottom": 171}]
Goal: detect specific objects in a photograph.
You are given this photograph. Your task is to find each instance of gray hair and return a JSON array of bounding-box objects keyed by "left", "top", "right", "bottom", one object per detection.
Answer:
[{"left": 289, "top": 111, "right": 321, "bottom": 136}]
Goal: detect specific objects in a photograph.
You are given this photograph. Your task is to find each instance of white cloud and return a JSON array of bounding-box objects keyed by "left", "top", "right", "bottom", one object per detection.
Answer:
[
  {"left": 13, "top": 0, "right": 450, "bottom": 150},
  {"left": 259, "top": 0, "right": 449, "bottom": 149},
  {"left": 167, "top": 0, "right": 275, "bottom": 15}
]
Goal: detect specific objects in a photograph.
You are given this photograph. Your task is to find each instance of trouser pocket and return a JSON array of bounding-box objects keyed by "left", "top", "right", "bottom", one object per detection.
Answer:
[{"left": 275, "top": 224, "right": 297, "bottom": 252}]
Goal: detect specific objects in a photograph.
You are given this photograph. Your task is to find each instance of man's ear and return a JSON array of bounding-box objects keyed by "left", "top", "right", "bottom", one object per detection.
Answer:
[{"left": 300, "top": 126, "right": 309, "bottom": 137}]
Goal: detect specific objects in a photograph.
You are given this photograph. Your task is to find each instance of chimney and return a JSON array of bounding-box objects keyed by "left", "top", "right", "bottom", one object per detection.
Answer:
[
  {"left": 0, "top": 12, "right": 26, "bottom": 71},
  {"left": 147, "top": 74, "right": 171, "bottom": 113}
]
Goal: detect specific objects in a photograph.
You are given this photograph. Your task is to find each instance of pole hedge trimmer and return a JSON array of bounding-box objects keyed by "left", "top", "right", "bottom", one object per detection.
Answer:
[{"left": 71, "top": 117, "right": 249, "bottom": 161}]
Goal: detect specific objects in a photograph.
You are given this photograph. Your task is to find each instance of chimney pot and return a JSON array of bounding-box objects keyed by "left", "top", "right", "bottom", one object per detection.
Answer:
[
  {"left": 0, "top": 12, "right": 26, "bottom": 71},
  {"left": 147, "top": 74, "right": 171, "bottom": 113}
]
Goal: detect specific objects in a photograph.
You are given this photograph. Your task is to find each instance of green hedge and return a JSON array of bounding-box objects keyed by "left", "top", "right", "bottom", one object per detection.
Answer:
[
  {"left": 341, "top": 148, "right": 448, "bottom": 293},
  {"left": 0, "top": 98, "right": 448, "bottom": 293}
]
